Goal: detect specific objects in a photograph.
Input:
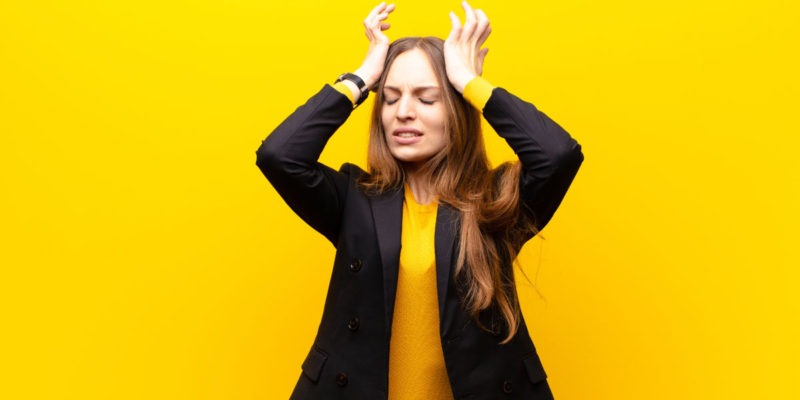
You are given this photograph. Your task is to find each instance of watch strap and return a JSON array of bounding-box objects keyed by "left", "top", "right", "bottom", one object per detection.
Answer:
[{"left": 335, "top": 73, "right": 369, "bottom": 106}]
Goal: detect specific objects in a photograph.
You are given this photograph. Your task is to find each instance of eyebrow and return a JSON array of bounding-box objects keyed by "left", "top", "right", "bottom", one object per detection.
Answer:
[{"left": 383, "top": 85, "right": 441, "bottom": 93}]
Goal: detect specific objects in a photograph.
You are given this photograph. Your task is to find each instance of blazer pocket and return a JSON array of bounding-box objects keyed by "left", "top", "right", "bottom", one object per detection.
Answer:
[
  {"left": 523, "top": 354, "right": 548, "bottom": 384},
  {"left": 300, "top": 346, "right": 328, "bottom": 383}
]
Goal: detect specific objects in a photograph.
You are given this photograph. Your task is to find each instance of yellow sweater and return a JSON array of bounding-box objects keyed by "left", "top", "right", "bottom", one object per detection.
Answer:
[{"left": 388, "top": 189, "right": 453, "bottom": 400}]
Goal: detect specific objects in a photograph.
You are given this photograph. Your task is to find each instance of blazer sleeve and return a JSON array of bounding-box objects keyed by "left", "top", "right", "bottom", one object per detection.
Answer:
[
  {"left": 482, "top": 88, "right": 584, "bottom": 232},
  {"left": 255, "top": 84, "right": 355, "bottom": 244}
]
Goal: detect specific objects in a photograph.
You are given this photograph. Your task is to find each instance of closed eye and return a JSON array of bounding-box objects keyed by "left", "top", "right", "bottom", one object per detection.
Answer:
[{"left": 419, "top": 98, "right": 436, "bottom": 105}]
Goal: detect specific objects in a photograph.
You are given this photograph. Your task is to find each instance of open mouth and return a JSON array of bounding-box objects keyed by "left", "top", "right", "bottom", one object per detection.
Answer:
[{"left": 393, "top": 128, "right": 423, "bottom": 137}]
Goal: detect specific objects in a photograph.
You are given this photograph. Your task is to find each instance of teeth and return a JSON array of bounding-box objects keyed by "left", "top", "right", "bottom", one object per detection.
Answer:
[{"left": 397, "top": 132, "right": 419, "bottom": 137}]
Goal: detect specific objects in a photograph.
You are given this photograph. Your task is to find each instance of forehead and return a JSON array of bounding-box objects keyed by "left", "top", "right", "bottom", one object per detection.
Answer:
[{"left": 384, "top": 48, "right": 440, "bottom": 88}]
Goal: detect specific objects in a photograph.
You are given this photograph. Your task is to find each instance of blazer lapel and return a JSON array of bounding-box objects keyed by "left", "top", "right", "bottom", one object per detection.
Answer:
[
  {"left": 435, "top": 204, "right": 458, "bottom": 329},
  {"left": 369, "top": 188, "right": 404, "bottom": 336}
]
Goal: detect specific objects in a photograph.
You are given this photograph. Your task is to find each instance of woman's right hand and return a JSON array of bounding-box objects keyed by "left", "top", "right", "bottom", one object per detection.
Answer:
[{"left": 353, "top": 2, "right": 395, "bottom": 90}]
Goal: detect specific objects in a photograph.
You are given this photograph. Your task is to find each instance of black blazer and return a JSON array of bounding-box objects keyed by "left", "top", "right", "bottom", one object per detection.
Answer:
[{"left": 256, "top": 84, "right": 583, "bottom": 400}]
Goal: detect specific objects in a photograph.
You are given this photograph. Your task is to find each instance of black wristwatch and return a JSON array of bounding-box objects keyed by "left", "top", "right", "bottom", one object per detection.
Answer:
[{"left": 335, "top": 72, "right": 369, "bottom": 107}]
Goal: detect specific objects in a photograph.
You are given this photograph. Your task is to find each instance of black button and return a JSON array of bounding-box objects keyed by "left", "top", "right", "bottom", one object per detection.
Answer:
[
  {"left": 349, "top": 258, "right": 362, "bottom": 273},
  {"left": 502, "top": 380, "right": 513, "bottom": 394},
  {"left": 347, "top": 317, "right": 360, "bottom": 331},
  {"left": 336, "top": 372, "right": 348, "bottom": 387}
]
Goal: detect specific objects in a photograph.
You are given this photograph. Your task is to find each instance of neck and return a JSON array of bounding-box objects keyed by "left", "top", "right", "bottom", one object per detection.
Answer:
[{"left": 405, "top": 167, "right": 435, "bottom": 205}]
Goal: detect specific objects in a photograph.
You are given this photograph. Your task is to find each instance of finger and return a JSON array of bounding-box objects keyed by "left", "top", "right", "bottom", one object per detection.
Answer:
[
  {"left": 367, "top": 2, "right": 387, "bottom": 18},
  {"left": 461, "top": 1, "right": 478, "bottom": 41},
  {"left": 477, "top": 48, "right": 489, "bottom": 75},
  {"left": 474, "top": 9, "right": 490, "bottom": 40},
  {"left": 375, "top": 6, "right": 394, "bottom": 36},
  {"left": 376, "top": 11, "right": 393, "bottom": 21},
  {"left": 476, "top": 25, "right": 491, "bottom": 48},
  {"left": 365, "top": 3, "right": 394, "bottom": 39},
  {"left": 446, "top": 11, "right": 462, "bottom": 42},
  {"left": 365, "top": 3, "right": 393, "bottom": 26},
  {"left": 475, "top": 7, "right": 489, "bottom": 23},
  {"left": 475, "top": 9, "right": 491, "bottom": 46},
  {"left": 376, "top": 4, "right": 395, "bottom": 21}
]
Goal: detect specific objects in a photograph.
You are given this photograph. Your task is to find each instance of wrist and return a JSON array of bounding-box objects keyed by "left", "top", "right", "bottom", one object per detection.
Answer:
[
  {"left": 451, "top": 73, "right": 477, "bottom": 94},
  {"left": 353, "top": 68, "right": 379, "bottom": 91}
]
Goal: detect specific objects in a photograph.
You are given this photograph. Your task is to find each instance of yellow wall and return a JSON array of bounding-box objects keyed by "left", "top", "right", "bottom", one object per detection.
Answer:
[{"left": 2, "top": 0, "right": 798, "bottom": 398}]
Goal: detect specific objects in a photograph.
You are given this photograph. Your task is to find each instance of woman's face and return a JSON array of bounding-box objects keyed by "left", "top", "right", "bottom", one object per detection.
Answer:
[{"left": 380, "top": 48, "right": 448, "bottom": 168}]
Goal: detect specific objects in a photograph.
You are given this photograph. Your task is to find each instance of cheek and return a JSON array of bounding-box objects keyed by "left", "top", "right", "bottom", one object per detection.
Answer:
[
  {"left": 381, "top": 109, "right": 392, "bottom": 133},
  {"left": 423, "top": 108, "right": 448, "bottom": 141}
]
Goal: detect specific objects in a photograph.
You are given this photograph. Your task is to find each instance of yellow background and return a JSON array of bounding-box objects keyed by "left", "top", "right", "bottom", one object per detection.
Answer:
[{"left": 2, "top": 0, "right": 798, "bottom": 398}]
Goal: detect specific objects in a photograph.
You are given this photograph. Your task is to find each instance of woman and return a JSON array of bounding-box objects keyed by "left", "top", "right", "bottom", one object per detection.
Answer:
[{"left": 256, "top": 2, "right": 583, "bottom": 399}]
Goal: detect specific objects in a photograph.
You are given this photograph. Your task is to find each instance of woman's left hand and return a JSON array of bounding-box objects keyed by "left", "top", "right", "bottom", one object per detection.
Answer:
[{"left": 444, "top": 1, "right": 491, "bottom": 93}]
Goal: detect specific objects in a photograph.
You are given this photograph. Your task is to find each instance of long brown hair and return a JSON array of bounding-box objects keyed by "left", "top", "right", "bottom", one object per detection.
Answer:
[{"left": 359, "top": 37, "right": 537, "bottom": 344}]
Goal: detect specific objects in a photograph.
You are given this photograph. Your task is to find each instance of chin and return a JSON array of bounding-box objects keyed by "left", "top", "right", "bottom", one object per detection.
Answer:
[{"left": 390, "top": 150, "right": 430, "bottom": 165}]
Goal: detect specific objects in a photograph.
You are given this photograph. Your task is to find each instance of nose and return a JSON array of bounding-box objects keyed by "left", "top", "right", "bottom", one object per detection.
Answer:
[{"left": 395, "top": 96, "right": 415, "bottom": 121}]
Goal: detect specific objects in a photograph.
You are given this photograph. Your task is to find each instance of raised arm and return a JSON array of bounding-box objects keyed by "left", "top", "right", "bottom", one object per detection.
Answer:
[
  {"left": 256, "top": 86, "right": 353, "bottom": 244},
  {"left": 444, "top": 2, "right": 583, "bottom": 232},
  {"left": 482, "top": 88, "right": 583, "bottom": 232},
  {"left": 255, "top": 3, "right": 396, "bottom": 243}
]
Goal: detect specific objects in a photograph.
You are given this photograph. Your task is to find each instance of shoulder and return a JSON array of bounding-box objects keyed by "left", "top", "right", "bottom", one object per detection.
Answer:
[
  {"left": 338, "top": 163, "right": 404, "bottom": 201},
  {"left": 337, "top": 163, "right": 369, "bottom": 195},
  {"left": 338, "top": 162, "right": 367, "bottom": 178}
]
